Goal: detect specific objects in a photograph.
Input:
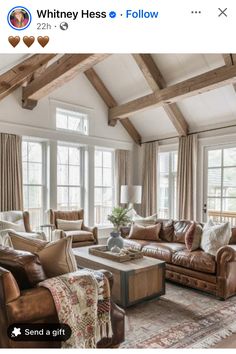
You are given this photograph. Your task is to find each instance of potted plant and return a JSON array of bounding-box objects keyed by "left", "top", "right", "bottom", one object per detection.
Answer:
[{"left": 107, "top": 207, "right": 131, "bottom": 251}]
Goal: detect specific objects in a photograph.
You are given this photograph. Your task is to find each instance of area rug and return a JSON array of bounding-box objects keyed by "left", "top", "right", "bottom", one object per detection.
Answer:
[{"left": 121, "top": 282, "right": 236, "bottom": 348}]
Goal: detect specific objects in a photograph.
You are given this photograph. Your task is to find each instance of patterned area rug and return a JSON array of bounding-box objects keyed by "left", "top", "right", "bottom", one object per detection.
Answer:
[{"left": 121, "top": 282, "right": 236, "bottom": 348}]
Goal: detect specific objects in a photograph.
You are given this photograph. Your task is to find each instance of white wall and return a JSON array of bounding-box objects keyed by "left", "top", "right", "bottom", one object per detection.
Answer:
[{"left": 0, "top": 72, "right": 133, "bottom": 149}]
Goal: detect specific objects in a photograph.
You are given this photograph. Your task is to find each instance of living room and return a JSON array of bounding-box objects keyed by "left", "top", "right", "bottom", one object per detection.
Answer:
[{"left": 1, "top": 53, "right": 236, "bottom": 349}]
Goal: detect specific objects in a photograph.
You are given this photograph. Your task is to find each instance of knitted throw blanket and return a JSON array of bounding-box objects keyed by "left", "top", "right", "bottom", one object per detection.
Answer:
[{"left": 39, "top": 269, "right": 113, "bottom": 348}]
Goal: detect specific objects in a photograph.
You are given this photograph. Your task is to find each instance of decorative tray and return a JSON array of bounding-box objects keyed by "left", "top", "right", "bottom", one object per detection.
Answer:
[{"left": 89, "top": 246, "right": 143, "bottom": 263}]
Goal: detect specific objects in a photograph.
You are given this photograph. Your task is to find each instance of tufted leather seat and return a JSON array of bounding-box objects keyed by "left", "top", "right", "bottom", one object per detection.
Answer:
[
  {"left": 123, "top": 238, "right": 150, "bottom": 251},
  {"left": 142, "top": 242, "right": 187, "bottom": 262},
  {"left": 172, "top": 250, "right": 216, "bottom": 274},
  {"left": 64, "top": 230, "right": 95, "bottom": 242}
]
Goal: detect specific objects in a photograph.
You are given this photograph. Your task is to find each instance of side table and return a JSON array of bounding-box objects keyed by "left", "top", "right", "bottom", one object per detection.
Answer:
[{"left": 40, "top": 224, "right": 55, "bottom": 241}]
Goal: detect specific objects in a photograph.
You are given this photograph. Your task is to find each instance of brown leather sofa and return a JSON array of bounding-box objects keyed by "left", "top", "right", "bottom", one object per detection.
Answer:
[
  {"left": 49, "top": 209, "right": 98, "bottom": 248},
  {"left": 0, "top": 246, "right": 124, "bottom": 348},
  {"left": 123, "top": 219, "right": 236, "bottom": 300}
]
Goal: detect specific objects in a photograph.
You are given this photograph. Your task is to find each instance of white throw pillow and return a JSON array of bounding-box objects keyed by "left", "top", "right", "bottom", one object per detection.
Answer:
[
  {"left": 0, "top": 220, "right": 25, "bottom": 232},
  {"left": 133, "top": 214, "right": 158, "bottom": 227},
  {"left": 200, "top": 220, "right": 231, "bottom": 256},
  {"left": 57, "top": 219, "right": 83, "bottom": 231}
]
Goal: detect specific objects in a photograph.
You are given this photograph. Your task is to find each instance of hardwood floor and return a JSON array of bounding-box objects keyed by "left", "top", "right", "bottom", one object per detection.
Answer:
[{"left": 214, "top": 334, "right": 236, "bottom": 348}]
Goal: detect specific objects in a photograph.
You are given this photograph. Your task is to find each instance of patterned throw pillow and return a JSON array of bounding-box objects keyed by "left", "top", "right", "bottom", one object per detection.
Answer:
[
  {"left": 57, "top": 219, "right": 83, "bottom": 231},
  {"left": 200, "top": 220, "right": 231, "bottom": 256},
  {"left": 128, "top": 223, "right": 161, "bottom": 241},
  {"left": 185, "top": 222, "right": 202, "bottom": 251},
  {"left": 133, "top": 214, "right": 158, "bottom": 227}
]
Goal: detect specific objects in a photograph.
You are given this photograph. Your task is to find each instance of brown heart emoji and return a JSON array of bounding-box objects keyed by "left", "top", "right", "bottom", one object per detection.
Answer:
[
  {"left": 37, "top": 36, "right": 49, "bottom": 48},
  {"left": 23, "top": 36, "right": 35, "bottom": 48},
  {"left": 8, "top": 36, "right": 20, "bottom": 48}
]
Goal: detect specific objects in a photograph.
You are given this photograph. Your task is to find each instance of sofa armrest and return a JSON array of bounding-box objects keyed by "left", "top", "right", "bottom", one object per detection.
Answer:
[
  {"left": 216, "top": 245, "right": 236, "bottom": 277},
  {"left": 0, "top": 267, "right": 20, "bottom": 304},
  {"left": 83, "top": 225, "right": 98, "bottom": 244},
  {"left": 52, "top": 229, "right": 65, "bottom": 241}
]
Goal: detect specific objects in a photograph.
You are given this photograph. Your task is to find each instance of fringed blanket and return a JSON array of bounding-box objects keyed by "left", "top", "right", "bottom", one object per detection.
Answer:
[{"left": 39, "top": 269, "right": 112, "bottom": 348}]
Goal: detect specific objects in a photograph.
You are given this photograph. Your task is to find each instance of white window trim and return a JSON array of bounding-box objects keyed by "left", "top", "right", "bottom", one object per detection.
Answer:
[{"left": 94, "top": 147, "right": 115, "bottom": 228}]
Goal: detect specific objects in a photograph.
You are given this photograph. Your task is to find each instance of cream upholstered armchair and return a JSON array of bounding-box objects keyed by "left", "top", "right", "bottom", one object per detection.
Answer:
[
  {"left": 0, "top": 210, "right": 46, "bottom": 245},
  {"left": 49, "top": 209, "right": 98, "bottom": 248}
]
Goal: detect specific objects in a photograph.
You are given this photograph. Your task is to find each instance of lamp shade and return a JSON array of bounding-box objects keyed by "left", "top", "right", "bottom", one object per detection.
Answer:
[{"left": 120, "top": 185, "right": 142, "bottom": 204}]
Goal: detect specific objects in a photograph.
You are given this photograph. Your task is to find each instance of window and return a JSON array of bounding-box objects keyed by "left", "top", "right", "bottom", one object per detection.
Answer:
[
  {"left": 158, "top": 151, "right": 178, "bottom": 219},
  {"left": 22, "top": 141, "right": 44, "bottom": 228},
  {"left": 205, "top": 146, "right": 236, "bottom": 225},
  {"left": 94, "top": 149, "right": 114, "bottom": 226},
  {"left": 57, "top": 145, "right": 82, "bottom": 210},
  {"left": 56, "top": 107, "right": 88, "bottom": 135}
]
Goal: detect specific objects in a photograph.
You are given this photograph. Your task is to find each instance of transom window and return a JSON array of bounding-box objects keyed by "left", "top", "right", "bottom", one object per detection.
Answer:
[
  {"left": 56, "top": 107, "right": 88, "bottom": 135},
  {"left": 22, "top": 141, "right": 44, "bottom": 228},
  {"left": 94, "top": 149, "right": 114, "bottom": 226},
  {"left": 158, "top": 151, "right": 178, "bottom": 219},
  {"left": 57, "top": 145, "right": 82, "bottom": 210}
]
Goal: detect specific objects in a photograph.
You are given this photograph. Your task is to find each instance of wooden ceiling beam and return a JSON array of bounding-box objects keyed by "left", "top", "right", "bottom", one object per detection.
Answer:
[
  {"left": 222, "top": 53, "right": 236, "bottom": 92},
  {"left": 85, "top": 68, "right": 141, "bottom": 145},
  {"left": 109, "top": 64, "right": 236, "bottom": 120},
  {"left": 22, "top": 54, "right": 109, "bottom": 109},
  {"left": 0, "top": 54, "right": 56, "bottom": 101},
  {"left": 133, "top": 54, "right": 188, "bottom": 136}
]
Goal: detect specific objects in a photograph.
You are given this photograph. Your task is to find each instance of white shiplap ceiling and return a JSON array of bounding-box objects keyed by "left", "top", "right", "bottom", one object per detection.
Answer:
[{"left": 1, "top": 53, "right": 236, "bottom": 141}]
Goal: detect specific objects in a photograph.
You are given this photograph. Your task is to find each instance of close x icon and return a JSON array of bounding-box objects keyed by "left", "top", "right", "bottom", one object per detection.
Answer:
[{"left": 218, "top": 8, "right": 228, "bottom": 17}]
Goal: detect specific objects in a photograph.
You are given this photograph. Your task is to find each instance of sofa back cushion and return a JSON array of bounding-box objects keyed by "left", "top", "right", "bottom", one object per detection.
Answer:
[
  {"left": 157, "top": 219, "right": 174, "bottom": 242},
  {"left": 0, "top": 246, "right": 46, "bottom": 290},
  {"left": 128, "top": 223, "right": 161, "bottom": 241},
  {"left": 230, "top": 227, "right": 236, "bottom": 244},
  {"left": 173, "top": 220, "right": 192, "bottom": 243}
]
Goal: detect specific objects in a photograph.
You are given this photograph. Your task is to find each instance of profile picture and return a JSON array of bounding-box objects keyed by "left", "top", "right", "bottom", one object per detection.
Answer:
[{"left": 8, "top": 6, "right": 31, "bottom": 30}]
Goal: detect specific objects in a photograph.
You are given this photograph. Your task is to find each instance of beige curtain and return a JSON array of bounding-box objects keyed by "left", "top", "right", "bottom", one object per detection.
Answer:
[
  {"left": 177, "top": 134, "right": 198, "bottom": 220},
  {"left": 141, "top": 142, "right": 158, "bottom": 217},
  {"left": 115, "top": 150, "right": 130, "bottom": 206},
  {"left": 0, "top": 133, "right": 23, "bottom": 211}
]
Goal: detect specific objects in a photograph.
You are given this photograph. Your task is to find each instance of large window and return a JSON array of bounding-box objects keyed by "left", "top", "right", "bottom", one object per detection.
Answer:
[
  {"left": 22, "top": 141, "right": 44, "bottom": 228},
  {"left": 94, "top": 149, "right": 114, "bottom": 226},
  {"left": 205, "top": 146, "right": 236, "bottom": 225},
  {"left": 158, "top": 151, "right": 178, "bottom": 219},
  {"left": 57, "top": 145, "right": 82, "bottom": 210},
  {"left": 56, "top": 107, "right": 88, "bottom": 135}
]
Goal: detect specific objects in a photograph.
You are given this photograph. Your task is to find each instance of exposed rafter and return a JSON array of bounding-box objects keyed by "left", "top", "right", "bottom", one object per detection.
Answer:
[
  {"left": 22, "top": 54, "right": 109, "bottom": 109},
  {"left": 222, "top": 53, "right": 236, "bottom": 92},
  {"left": 133, "top": 54, "right": 188, "bottom": 136},
  {"left": 85, "top": 68, "right": 141, "bottom": 145},
  {"left": 109, "top": 64, "right": 236, "bottom": 120},
  {"left": 0, "top": 54, "right": 56, "bottom": 101}
]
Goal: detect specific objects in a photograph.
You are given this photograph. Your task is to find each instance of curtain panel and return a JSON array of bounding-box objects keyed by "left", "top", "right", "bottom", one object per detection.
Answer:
[
  {"left": 115, "top": 149, "right": 131, "bottom": 206},
  {"left": 0, "top": 133, "right": 23, "bottom": 211},
  {"left": 177, "top": 134, "right": 198, "bottom": 220},
  {"left": 141, "top": 142, "right": 158, "bottom": 217}
]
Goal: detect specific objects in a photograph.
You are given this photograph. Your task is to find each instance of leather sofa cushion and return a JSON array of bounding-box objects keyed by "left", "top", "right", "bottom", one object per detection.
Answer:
[
  {"left": 230, "top": 227, "right": 236, "bottom": 244},
  {"left": 123, "top": 239, "right": 150, "bottom": 251},
  {"left": 174, "top": 220, "right": 192, "bottom": 243},
  {"left": 142, "top": 242, "right": 186, "bottom": 262},
  {"left": 172, "top": 250, "right": 216, "bottom": 274},
  {"left": 0, "top": 246, "right": 46, "bottom": 290},
  {"left": 157, "top": 219, "right": 174, "bottom": 242},
  {"left": 64, "top": 230, "right": 95, "bottom": 242}
]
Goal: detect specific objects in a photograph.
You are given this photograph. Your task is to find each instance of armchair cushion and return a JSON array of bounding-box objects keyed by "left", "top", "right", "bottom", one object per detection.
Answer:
[
  {"left": 64, "top": 230, "right": 95, "bottom": 242},
  {"left": 0, "top": 246, "right": 46, "bottom": 290},
  {"left": 0, "top": 220, "right": 25, "bottom": 233},
  {"left": 57, "top": 219, "right": 83, "bottom": 231}
]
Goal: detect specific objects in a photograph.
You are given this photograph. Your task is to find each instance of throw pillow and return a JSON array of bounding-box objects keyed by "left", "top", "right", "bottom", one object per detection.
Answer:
[
  {"left": 9, "top": 232, "right": 48, "bottom": 253},
  {"left": 37, "top": 236, "right": 77, "bottom": 277},
  {"left": 0, "top": 220, "right": 25, "bottom": 232},
  {"left": 200, "top": 220, "right": 231, "bottom": 256},
  {"left": 185, "top": 222, "right": 202, "bottom": 251},
  {"left": 57, "top": 219, "right": 83, "bottom": 231},
  {"left": 133, "top": 213, "right": 158, "bottom": 227},
  {"left": 128, "top": 223, "right": 161, "bottom": 241}
]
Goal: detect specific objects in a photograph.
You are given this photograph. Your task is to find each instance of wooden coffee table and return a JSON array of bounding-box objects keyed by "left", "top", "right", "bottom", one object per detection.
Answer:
[{"left": 73, "top": 246, "right": 165, "bottom": 308}]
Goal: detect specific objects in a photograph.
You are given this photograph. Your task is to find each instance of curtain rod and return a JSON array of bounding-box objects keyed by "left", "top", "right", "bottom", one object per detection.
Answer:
[{"left": 141, "top": 123, "right": 236, "bottom": 144}]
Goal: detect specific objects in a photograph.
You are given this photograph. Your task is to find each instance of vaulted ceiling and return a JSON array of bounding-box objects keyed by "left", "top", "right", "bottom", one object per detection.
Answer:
[{"left": 0, "top": 53, "right": 236, "bottom": 144}]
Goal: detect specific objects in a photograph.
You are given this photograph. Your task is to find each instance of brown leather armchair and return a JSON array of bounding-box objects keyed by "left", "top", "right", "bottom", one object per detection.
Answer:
[
  {"left": 0, "top": 247, "right": 125, "bottom": 348},
  {"left": 49, "top": 209, "right": 98, "bottom": 248}
]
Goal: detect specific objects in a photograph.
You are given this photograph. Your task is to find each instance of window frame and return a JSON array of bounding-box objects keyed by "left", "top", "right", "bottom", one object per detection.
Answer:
[
  {"left": 94, "top": 147, "right": 115, "bottom": 227},
  {"left": 158, "top": 149, "right": 178, "bottom": 219}
]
